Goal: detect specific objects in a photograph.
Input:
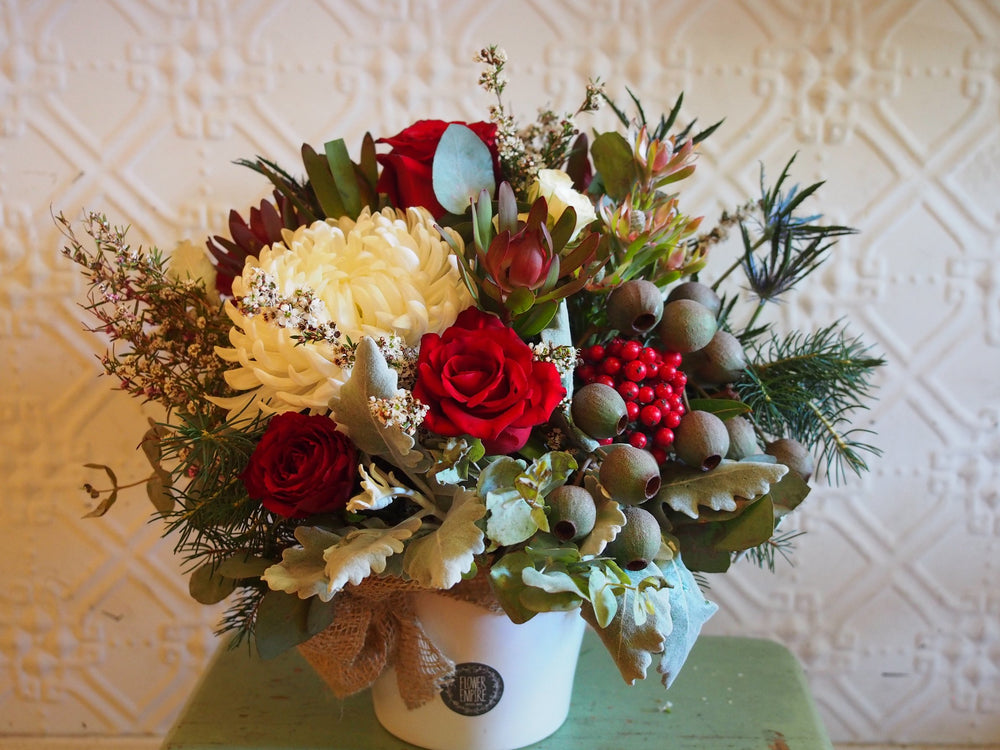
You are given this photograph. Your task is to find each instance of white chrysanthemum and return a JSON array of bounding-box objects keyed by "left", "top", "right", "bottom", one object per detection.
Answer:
[{"left": 213, "top": 206, "right": 472, "bottom": 417}]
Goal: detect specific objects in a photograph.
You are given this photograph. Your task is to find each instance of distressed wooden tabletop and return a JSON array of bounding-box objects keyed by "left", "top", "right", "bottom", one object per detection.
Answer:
[{"left": 162, "top": 633, "right": 833, "bottom": 749}]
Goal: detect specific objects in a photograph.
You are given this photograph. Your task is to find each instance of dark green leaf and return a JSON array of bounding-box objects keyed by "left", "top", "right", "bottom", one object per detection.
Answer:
[
  {"left": 302, "top": 143, "right": 345, "bottom": 218},
  {"left": 254, "top": 590, "right": 313, "bottom": 659},
  {"left": 189, "top": 562, "right": 237, "bottom": 604},
  {"left": 82, "top": 463, "right": 118, "bottom": 518},
  {"left": 590, "top": 131, "right": 636, "bottom": 201},
  {"left": 714, "top": 495, "right": 775, "bottom": 552},
  {"left": 217, "top": 554, "right": 273, "bottom": 579},
  {"left": 687, "top": 398, "right": 752, "bottom": 421},
  {"left": 505, "top": 287, "right": 535, "bottom": 316},
  {"left": 769, "top": 472, "right": 811, "bottom": 517},
  {"left": 359, "top": 132, "right": 378, "bottom": 190},
  {"left": 306, "top": 597, "right": 337, "bottom": 636},
  {"left": 325, "top": 139, "right": 362, "bottom": 219},
  {"left": 146, "top": 470, "right": 173, "bottom": 514},
  {"left": 513, "top": 299, "right": 559, "bottom": 337},
  {"left": 672, "top": 526, "right": 732, "bottom": 573},
  {"left": 488, "top": 550, "right": 538, "bottom": 624}
]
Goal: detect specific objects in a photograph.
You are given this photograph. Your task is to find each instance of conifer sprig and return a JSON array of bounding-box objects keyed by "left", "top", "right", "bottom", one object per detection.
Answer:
[{"left": 738, "top": 323, "right": 885, "bottom": 483}]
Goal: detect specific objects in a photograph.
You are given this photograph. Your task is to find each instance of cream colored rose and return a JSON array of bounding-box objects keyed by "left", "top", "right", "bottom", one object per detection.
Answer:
[
  {"left": 528, "top": 169, "right": 597, "bottom": 240},
  {"left": 212, "top": 206, "right": 473, "bottom": 418},
  {"left": 166, "top": 239, "right": 219, "bottom": 304}
]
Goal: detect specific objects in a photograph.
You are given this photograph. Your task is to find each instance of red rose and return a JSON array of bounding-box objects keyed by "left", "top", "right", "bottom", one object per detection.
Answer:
[
  {"left": 413, "top": 307, "right": 565, "bottom": 453},
  {"left": 376, "top": 120, "right": 500, "bottom": 218},
  {"left": 242, "top": 412, "right": 358, "bottom": 519}
]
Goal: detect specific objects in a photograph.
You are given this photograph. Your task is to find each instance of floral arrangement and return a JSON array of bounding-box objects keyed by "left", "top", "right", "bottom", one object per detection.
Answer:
[{"left": 62, "top": 46, "right": 882, "bottom": 698}]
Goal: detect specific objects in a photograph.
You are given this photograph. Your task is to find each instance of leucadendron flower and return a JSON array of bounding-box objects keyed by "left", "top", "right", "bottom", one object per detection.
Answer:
[
  {"left": 528, "top": 169, "right": 596, "bottom": 240},
  {"left": 213, "top": 206, "right": 473, "bottom": 417}
]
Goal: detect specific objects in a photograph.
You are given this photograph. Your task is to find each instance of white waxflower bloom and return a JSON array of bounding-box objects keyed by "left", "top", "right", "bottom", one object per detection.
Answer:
[
  {"left": 213, "top": 206, "right": 472, "bottom": 417},
  {"left": 528, "top": 169, "right": 597, "bottom": 240}
]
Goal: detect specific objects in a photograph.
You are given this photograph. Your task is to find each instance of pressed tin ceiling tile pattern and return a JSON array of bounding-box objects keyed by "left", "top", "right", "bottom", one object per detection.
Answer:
[{"left": 1, "top": 0, "right": 998, "bottom": 745}]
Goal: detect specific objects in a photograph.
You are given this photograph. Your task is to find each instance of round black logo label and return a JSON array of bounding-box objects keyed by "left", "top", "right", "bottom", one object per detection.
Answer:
[{"left": 440, "top": 662, "right": 504, "bottom": 716}]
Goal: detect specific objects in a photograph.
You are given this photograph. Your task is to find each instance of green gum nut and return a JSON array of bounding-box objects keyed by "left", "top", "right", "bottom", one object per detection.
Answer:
[
  {"left": 694, "top": 330, "right": 747, "bottom": 384},
  {"left": 666, "top": 280, "right": 722, "bottom": 316},
  {"left": 765, "top": 438, "right": 815, "bottom": 482},
  {"left": 598, "top": 444, "right": 661, "bottom": 506},
  {"left": 605, "top": 505, "right": 662, "bottom": 571},
  {"left": 725, "top": 416, "right": 759, "bottom": 460},
  {"left": 658, "top": 299, "right": 717, "bottom": 354},
  {"left": 571, "top": 382, "right": 629, "bottom": 439},
  {"left": 547, "top": 485, "right": 598, "bottom": 542},
  {"left": 674, "top": 410, "right": 730, "bottom": 471},
  {"left": 607, "top": 279, "right": 664, "bottom": 335}
]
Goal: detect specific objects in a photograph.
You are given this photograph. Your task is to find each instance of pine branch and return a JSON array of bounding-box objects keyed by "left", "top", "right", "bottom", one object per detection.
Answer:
[
  {"left": 737, "top": 529, "right": 805, "bottom": 572},
  {"left": 738, "top": 323, "right": 885, "bottom": 483}
]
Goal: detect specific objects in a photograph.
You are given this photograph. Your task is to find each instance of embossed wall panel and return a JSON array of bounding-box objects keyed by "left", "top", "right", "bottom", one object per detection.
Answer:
[{"left": 1, "top": 0, "right": 998, "bottom": 745}]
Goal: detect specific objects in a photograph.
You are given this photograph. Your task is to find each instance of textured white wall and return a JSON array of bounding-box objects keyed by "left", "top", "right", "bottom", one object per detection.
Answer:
[{"left": 1, "top": 0, "right": 998, "bottom": 746}]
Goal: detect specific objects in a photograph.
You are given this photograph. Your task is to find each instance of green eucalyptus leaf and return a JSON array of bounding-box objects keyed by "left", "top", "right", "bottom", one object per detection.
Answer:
[
  {"left": 306, "top": 596, "right": 337, "bottom": 637},
  {"left": 432, "top": 124, "right": 496, "bottom": 215},
  {"left": 714, "top": 495, "right": 775, "bottom": 552},
  {"left": 519, "top": 586, "right": 582, "bottom": 612},
  {"left": 255, "top": 590, "right": 313, "bottom": 660},
  {"left": 769, "top": 471, "right": 811, "bottom": 517},
  {"left": 672, "top": 525, "right": 732, "bottom": 573},
  {"left": 189, "top": 562, "right": 237, "bottom": 604},
  {"left": 146, "top": 470, "right": 173, "bottom": 514},
  {"left": 82, "top": 463, "right": 118, "bottom": 518},
  {"left": 590, "top": 131, "right": 636, "bottom": 201},
  {"left": 488, "top": 550, "right": 537, "bottom": 623},
  {"left": 217, "top": 554, "right": 273, "bottom": 580}
]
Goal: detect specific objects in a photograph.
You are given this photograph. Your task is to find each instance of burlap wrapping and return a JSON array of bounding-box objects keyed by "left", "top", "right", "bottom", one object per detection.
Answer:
[{"left": 297, "top": 575, "right": 503, "bottom": 709}]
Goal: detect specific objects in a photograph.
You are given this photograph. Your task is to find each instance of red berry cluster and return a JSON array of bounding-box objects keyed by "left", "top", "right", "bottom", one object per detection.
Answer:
[{"left": 576, "top": 337, "right": 687, "bottom": 464}]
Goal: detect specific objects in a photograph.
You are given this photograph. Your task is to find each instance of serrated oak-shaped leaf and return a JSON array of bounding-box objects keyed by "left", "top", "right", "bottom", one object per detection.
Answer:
[
  {"left": 521, "top": 567, "right": 588, "bottom": 599},
  {"left": 334, "top": 339, "right": 427, "bottom": 471},
  {"left": 403, "top": 491, "right": 486, "bottom": 589},
  {"left": 322, "top": 517, "right": 421, "bottom": 595},
  {"left": 656, "top": 555, "right": 718, "bottom": 687},
  {"left": 579, "top": 475, "right": 626, "bottom": 557},
  {"left": 263, "top": 525, "right": 343, "bottom": 601},
  {"left": 658, "top": 460, "right": 788, "bottom": 519},
  {"left": 581, "top": 580, "right": 674, "bottom": 685}
]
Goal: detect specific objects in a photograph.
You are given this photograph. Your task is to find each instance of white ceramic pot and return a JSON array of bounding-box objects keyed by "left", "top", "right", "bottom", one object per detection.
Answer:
[{"left": 371, "top": 592, "right": 586, "bottom": 750}]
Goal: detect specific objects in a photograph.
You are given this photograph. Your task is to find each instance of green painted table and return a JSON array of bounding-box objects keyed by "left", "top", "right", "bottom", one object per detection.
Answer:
[{"left": 162, "top": 633, "right": 833, "bottom": 749}]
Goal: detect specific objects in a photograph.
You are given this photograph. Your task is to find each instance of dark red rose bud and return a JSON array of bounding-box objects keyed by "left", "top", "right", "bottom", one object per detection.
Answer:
[{"left": 242, "top": 412, "right": 358, "bottom": 519}]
